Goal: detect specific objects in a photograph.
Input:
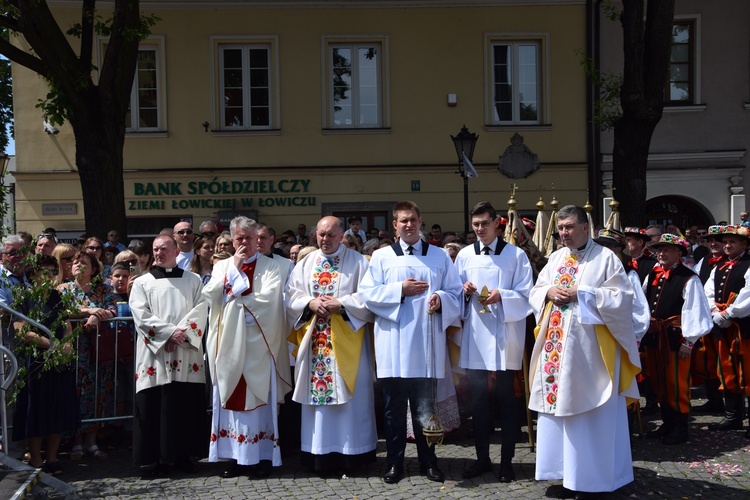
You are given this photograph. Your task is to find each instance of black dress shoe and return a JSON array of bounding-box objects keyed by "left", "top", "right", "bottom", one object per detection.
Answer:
[
  {"left": 574, "top": 492, "right": 602, "bottom": 500},
  {"left": 498, "top": 461, "right": 515, "bottom": 483},
  {"left": 545, "top": 484, "right": 577, "bottom": 499},
  {"left": 462, "top": 459, "right": 492, "bottom": 479},
  {"left": 419, "top": 462, "right": 445, "bottom": 482},
  {"left": 383, "top": 464, "right": 404, "bottom": 484},
  {"left": 175, "top": 458, "right": 197, "bottom": 474},
  {"left": 253, "top": 460, "right": 272, "bottom": 478},
  {"left": 221, "top": 462, "right": 251, "bottom": 478},
  {"left": 140, "top": 463, "right": 169, "bottom": 479}
]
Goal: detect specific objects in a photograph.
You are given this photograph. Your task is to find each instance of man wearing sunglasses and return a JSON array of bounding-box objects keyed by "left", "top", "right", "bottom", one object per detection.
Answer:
[
  {"left": 35, "top": 233, "right": 57, "bottom": 256},
  {"left": 105, "top": 230, "right": 127, "bottom": 253},
  {"left": 1, "top": 234, "right": 29, "bottom": 312},
  {"left": 198, "top": 221, "right": 219, "bottom": 239},
  {"left": 173, "top": 221, "right": 196, "bottom": 271}
]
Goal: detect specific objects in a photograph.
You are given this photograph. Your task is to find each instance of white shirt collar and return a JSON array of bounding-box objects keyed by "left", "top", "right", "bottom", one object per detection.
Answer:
[
  {"left": 243, "top": 252, "right": 259, "bottom": 264},
  {"left": 399, "top": 239, "right": 422, "bottom": 254},
  {"left": 480, "top": 237, "right": 498, "bottom": 253}
]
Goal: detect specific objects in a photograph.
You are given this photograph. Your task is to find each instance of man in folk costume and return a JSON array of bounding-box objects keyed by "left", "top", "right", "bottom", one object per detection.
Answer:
[
  {"left": 359, "top": 201, "right": 462, "bottom": 484},
  {"left": 286, "top": 216, "right": 377, "bottom": 477},
  {"left": 691, "top": 226, "right": 728, "bottom": 414},
  {"left": 130, "top": 235, "right": 209, "bottom": 478},
  {"left": 203, "top": 216, "right": 292, "bottom": 478},
  {"left": 623, "top": 227, "right": 657, "bottom": 283},
  {"left": 704, "top": 224, "right": 750, "bottom": 434},
  {"left": 455, "top": 202, "right": 533, "bottom": 482},
  {"left": 529, "top": 205, "right": 641, "bottom": 499},
  {"left": 642, "top": 234, "right": 712, "bottom": 444}
]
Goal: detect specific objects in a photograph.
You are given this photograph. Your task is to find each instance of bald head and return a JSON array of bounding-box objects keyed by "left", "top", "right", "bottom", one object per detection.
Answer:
[{"left": 316, "top": 216, "right": 344, "bottom": 254}]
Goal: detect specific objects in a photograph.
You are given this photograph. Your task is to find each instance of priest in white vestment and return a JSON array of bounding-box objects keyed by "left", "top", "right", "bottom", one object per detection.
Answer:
[
  {"left": 529, "top": 205, "right": 641, "bottom": 497},
  {"left": 130, "top": 235, "right": 209, "bottom": 478},
  {"left": 287, "top": 216, "right": 376, "bottom": 476},
  {"left": 359, "top": 201, "right": 462, "bottom": 485},
  {"left": 455, "top": 202, "right": 533, "bottom": 482},
  {"left": 203, "top": 216, "right": 292, "bottom": 479}
]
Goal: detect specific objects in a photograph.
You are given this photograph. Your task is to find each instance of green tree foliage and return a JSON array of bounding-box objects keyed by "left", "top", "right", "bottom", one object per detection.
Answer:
[{"left": 0, "top": 1, "right": 157, "bottom": 239}]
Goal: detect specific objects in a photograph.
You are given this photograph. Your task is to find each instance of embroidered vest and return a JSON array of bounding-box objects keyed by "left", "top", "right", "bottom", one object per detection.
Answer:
[{"left": 644, "top": 264, "right": 693, "bottom": 350}]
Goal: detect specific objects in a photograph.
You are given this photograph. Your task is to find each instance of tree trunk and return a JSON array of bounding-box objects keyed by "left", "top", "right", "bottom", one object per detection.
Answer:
[
  {"left": 612, "top": 0, "right": 675, "bottom": 227},
  {"left": 70, "top": 93, "right": 128, "bottom": 240},
  {"left": 612, "top": 114, "right": 657, "bottom": 227}
]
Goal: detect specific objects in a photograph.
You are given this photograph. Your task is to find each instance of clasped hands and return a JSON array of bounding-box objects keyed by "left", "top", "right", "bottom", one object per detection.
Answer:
[
  {"left": 547, "top": 285, "right": 578, "bottom": 306},
  {"left": 166, "top": 327, "right": 187, "bottom": 353},
  {"left": 309, "top": 295, "right": 343, "bottom": 318},
  {"left": 712, "top": 311, "right": 732, "bottom": 328}
]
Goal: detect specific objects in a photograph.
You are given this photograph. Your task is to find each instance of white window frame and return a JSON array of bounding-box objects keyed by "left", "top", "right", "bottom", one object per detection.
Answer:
[
  {"left": 322, "top": 35, "right": 390, "bottom": 131},
  {"left": 209, "top": 35, "right": 280, "bottom": 133},
  {"left": 484, "top": 33, "right": 550, "bottom": 127},
  {"left": 97, "top": 35, "right": 167, "bottom": 134},
  {"left": 665, "top": 15, "right": 702, "bottom": 107}
]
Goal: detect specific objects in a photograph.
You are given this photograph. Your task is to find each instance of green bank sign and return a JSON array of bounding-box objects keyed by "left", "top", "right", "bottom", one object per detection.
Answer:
[{"left": 129, "top": 179, "right": 316, "bottom": 211}]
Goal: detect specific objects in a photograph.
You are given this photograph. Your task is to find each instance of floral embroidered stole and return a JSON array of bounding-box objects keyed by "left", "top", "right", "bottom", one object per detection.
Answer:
[{"left": 308, "top": 253, "right": 342, "bottom": 404}]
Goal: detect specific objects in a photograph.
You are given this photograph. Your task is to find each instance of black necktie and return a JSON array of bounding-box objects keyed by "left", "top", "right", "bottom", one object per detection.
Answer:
[
  {"left": 482, "top": 246, "right": 491, "bottom": 255},
  {"left": 407, "top": 245, "right": 414, "bottom": 255}
]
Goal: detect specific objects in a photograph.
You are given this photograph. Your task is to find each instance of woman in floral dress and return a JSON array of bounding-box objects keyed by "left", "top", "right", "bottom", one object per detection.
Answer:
[{"left": 58, "top": 251, "right": 117, "bottom": 460}]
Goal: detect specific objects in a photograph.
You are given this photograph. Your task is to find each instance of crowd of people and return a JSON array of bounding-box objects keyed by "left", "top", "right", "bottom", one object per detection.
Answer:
[{"left": 2, "top": 205, "right": 750, "bottom": 499}]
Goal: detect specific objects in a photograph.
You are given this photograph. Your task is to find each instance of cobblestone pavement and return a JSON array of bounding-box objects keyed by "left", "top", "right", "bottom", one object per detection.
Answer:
[{"left": 38, "top": 397, "right": 750, "bottom": 499}]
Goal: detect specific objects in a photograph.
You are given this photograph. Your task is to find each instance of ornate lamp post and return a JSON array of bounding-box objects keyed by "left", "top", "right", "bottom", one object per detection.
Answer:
[{"left": 450, "top": 125, "right": 478, "bottom": 236}]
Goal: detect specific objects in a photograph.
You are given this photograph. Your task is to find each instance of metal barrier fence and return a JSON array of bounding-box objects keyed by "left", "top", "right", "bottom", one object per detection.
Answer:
[
  {"left": 70, "top": 316, "right": 136, "bottom": 426},
  {"left": 0, "top": 307, "right": 137, "bottom": 453}
]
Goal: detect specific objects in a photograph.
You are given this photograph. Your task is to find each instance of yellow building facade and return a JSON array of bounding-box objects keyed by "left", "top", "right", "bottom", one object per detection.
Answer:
[{"left": 12, "top": 0, "right": 589, "bottom": 238}]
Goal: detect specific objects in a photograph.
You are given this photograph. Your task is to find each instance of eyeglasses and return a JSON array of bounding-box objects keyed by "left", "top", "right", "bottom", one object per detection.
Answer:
[
  {"left": 471, "top": 220, "right": 494, "bottom": 229},
  {"left": 176, "top": 229, "right": 194, "bottom": 235},
  {"left": 61, "top": 255, "right": 75, "bottom": 262},
  {"left": 200, "top": 232, "right": 216, "bottom": 238},
  {"left": 3, "top": 249, "right": 21, "bottom": 257},
  {"left": 86, "top": 246, "right": 102, "bottom": 251},
  {"left": 38, "top": 234, "right": 57, "bottom": 242}
]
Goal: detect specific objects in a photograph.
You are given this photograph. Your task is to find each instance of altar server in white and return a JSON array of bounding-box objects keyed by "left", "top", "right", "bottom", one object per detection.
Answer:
[
  {"left": 359, "top": 201, "right": 462, "bottom": 485},
  {"left": 130, "top": 235, "right": 209, "bottom": 478},
  {"left": 455, "top": 201, "right": 533, "bottom": 482}
]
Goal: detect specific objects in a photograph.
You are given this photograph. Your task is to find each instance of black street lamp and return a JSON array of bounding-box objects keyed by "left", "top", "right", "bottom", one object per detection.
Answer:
[{"left": 451, "top": 125, "right": 478, "bottom": 236}]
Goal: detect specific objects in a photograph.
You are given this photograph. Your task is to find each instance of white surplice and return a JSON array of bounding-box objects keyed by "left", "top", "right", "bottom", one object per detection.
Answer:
[
  {"left": 130, "top": 271, "right": 208, "bottom": 392},
  {"left": 359, "top": 241, "right": 462, "bottom": 379},
  {"left": 529, "top": 239, "right": 640, "bottom": 493},
  {"left": 286, "top": 245, "right": 377, "bottom": 456},
  {"left": 454, "top": 240, "right": 533, "bottom": 371}
]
